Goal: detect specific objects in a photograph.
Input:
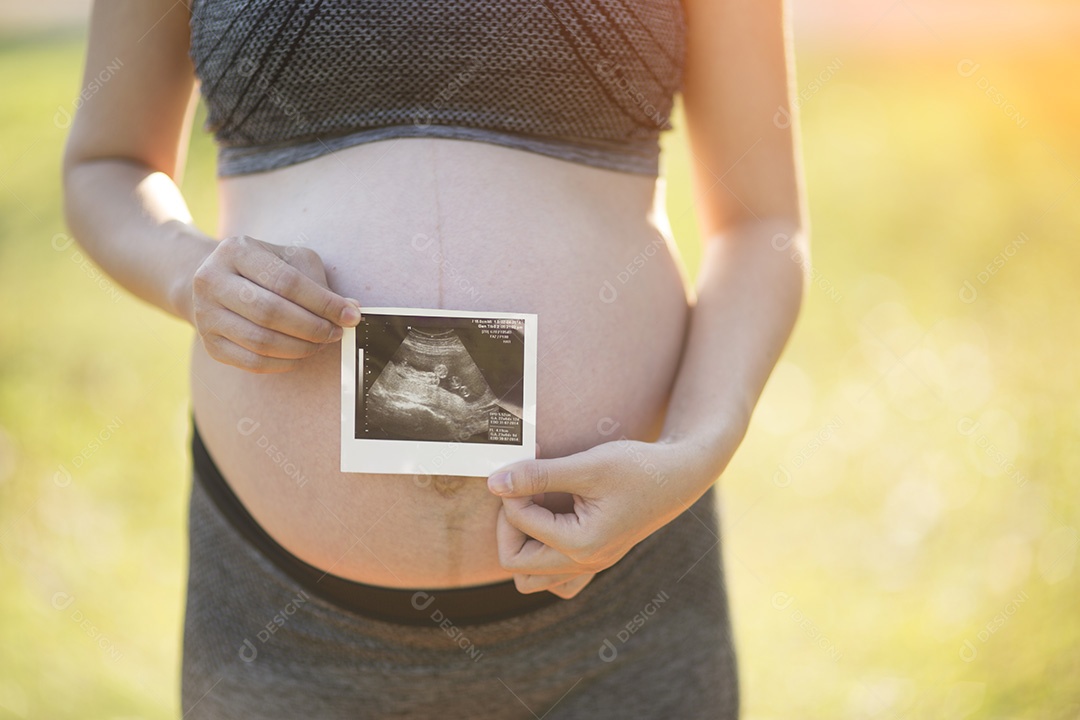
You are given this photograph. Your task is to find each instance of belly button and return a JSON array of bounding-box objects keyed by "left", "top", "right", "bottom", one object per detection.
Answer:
[{"left": 430, "top": 475, "right": 467, "bottom": 498}]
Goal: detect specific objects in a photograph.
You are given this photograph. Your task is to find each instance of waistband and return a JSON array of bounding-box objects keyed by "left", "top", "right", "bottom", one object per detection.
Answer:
[{"left": 189, "top": 417, "right": 567, "bottom": 626}]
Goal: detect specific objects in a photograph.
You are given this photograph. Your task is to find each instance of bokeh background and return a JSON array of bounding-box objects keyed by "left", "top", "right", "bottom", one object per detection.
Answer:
[{"left": 1, "top": 1, "right": 1078, "bottom": 717}]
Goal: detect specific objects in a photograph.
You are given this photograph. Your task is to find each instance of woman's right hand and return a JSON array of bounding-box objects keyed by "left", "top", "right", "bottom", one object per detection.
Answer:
[{"left": 187, "top": 235, "right": 362, "bottom": 373}]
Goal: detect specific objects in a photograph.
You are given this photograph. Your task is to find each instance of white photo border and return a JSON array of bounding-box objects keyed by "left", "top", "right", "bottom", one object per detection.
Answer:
[{"left": 341, "top": 306, "right": 538, "bottom": 477}]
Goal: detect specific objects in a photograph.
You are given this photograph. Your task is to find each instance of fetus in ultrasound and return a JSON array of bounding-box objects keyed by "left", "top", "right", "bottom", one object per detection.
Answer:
[{"left": 366, "top": 328, "right": 516, "bottom": 442}]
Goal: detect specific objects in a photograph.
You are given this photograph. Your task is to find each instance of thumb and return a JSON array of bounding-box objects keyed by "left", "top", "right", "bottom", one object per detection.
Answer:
[{"left": 486, "top": 443, "right": 612, "bottom": 498}]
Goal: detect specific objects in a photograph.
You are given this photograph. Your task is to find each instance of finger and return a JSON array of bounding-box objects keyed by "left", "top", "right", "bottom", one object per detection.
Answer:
[
  {"left": 501, "top": 494, "right": 586, "bottom": 554},
  {"left": 231, "top": 239, "right": 362, "bottom": 327},
  {"left": 547, "top": 573, "right": 596, "bottom": 599},
  {"left": 217, "top": 274, "right": 344, "bottom": 344},
  {"left": 487, "top": 442, "right": 615, "bottom": 498},
  {"left": 206, "top": 307, "right": 330, "bottom": 359},
  {"left": 529, "top": 492, "right": 575, "bottom": 514},
  {"left": 202, "top": 333, "right": 301, "bottom": 374},
  {"left": 496, "top": 504, "right": 581, "bottom": 575},
  {"left": 512, "top": 571, "right": 585, "bottom": 595},
  {"left": 281, "top": 243, "right": 331, "bottom": 287}
]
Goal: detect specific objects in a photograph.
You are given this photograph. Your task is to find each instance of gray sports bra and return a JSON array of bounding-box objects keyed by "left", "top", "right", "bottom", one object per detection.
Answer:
[{"left": 188, "top": 0, "right": 686, "bottom": 176}]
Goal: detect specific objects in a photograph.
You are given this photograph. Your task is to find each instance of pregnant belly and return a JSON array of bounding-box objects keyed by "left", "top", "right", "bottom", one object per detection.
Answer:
[{"left": 189, "top": 138, "right": 692, "bottom": 589}]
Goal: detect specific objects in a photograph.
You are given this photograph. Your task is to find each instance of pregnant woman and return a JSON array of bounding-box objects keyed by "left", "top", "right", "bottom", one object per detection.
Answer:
[{"left": 62, "top": 0, "right": 807, "bottom": 716}]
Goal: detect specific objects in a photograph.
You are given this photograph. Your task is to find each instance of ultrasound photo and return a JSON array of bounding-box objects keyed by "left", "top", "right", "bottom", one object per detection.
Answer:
[
  {"left": 360, "top": 314, "right": 525, "bottom": 443},
  {"left": 341, "top": 308, "right": 538, "bottom": 476}
]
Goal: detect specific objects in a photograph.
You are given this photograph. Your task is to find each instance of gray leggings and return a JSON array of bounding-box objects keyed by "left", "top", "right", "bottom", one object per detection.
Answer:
[{"left": 180, "top": 461, "right": 740, "bottom": 718}]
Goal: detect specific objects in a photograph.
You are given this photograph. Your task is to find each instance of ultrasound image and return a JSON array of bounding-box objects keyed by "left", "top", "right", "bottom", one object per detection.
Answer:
[{"left": 357, "top": 315, "right": 525, "bottom": 445}]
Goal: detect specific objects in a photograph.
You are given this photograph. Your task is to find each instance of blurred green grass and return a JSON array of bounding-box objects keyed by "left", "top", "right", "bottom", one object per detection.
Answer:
[{"left": 1, "top": 27, "right": 1078, "bottom": 719}]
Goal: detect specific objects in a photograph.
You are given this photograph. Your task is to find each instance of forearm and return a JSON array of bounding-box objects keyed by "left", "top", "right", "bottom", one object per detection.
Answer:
[
  {"left": 659, "top": 217, "right": 809, "bottom": 488},
  {"left": 61, "top": 157, "right": 218, "bottom": 325}
]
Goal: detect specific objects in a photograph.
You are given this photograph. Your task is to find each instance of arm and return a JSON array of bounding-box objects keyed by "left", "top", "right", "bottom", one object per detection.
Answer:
[
  {"left": 61, "top": 0, "right": 216, "bottom": 325},
  {"left": 657, "top": 0, "right": 810, "bottom": 491},
  {"left": 63, "top": 1, "right": 363, "bottom": 373},
  {"left": 485, "top": 0, "right": 809, "bottom": 597}
]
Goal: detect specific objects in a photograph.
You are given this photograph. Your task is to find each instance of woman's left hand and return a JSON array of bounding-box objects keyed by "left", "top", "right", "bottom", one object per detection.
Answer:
[{"left": 487, "top": 436, "right": 713, "bottom": 599}]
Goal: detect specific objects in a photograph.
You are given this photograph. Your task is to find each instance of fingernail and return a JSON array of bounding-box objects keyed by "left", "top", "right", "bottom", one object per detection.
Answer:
[
  {"left": 340, "top": 300, "right": 362, "bottom": 325},
  {"left": 328, "top": 325, "right": 343, "bottom": 341},
  {"left": 488, "top": 471, "right": 512, "bottom": 495}
]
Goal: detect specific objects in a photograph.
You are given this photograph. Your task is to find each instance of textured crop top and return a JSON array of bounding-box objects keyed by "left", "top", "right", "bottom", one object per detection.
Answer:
[{"left": 188, "top": 0, "right": 687, "bottom": 177}]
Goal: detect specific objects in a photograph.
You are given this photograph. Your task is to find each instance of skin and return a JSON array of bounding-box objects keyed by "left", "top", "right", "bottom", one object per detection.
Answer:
[{"left": 62, "top": 0, "right": 808, "bottom": 600}]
